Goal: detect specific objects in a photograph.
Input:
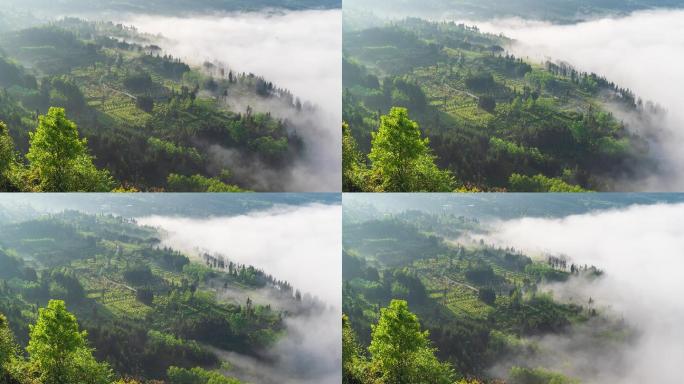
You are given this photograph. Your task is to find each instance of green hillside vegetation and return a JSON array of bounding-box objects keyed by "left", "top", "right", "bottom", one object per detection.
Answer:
[
  {"left": 342, "top": 210, "right": 627, "bottom": 383},
  {"left": 343, "top": 18, "right": 657, "bottom": 191},
  {"left": 0, "top": 210, "right": 321, "bottom": 383},
  {"left": 0, "top": 18, "right": 314, "bottom": 191}
]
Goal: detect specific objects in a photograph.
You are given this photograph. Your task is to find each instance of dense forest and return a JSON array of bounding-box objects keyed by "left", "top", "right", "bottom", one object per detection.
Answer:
[
  {"left": 0, "top": 208, "right": 327, "bottom": 383},
  {"left": 342, "top": 16, "right": 664, "bottom": 192},
  {"left": 342, "top": 203, "right": 629, "bottom": 383},
  {"left": 0, "top": 17, "right": 320, "bottom": 191}
]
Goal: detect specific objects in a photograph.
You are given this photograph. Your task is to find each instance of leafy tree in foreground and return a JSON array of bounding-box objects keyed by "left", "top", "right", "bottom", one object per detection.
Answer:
[
  {"left": 26, "top": 107, "right": 113, "bottom": 192},
  {"left": 368, "top": 107, "right": 454, "bottom": 192},
  {"left": 27, "top": 300, "right": 112, "bottom": 384},
  {"left": 368, "top": 300, "right": 455, "bottom": 384}
]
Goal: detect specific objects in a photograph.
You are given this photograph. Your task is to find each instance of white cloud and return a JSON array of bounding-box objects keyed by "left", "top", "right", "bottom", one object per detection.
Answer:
[
  {"left": 137, "top": 203, "right": 342, "bottom": 384},
  {"left": 121, "top": 10, "right": 341, "bottom": 120},
  {"left": 468, "top": 10, "right": 684, "bottom": 191},
  {"left": 120, "top": 10, "right": 342, "bottom": 192},
  {"left": 137, "top": 203, "right": 342, "bottom": 308},
  {"left": 484, "top": 203, "right": 684, "bottom": 383}
]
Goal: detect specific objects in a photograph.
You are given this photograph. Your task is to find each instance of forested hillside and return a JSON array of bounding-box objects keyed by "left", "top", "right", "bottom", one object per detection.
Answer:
[
  {"left": 0, "top": 18, "right": 318, "bottom": 191},
  {"left": 0, "top": 210, "right": 325, "bottom": 383},
  {"left": 342, "top": 208, "right": 629, "bottom": 383},
  {"left": 342, "top": 17, "right": 661, "bottom": 191}
]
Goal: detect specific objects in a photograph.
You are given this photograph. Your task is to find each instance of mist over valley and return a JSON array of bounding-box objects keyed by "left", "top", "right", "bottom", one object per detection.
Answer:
[
  {"left": 0, "top": 194, "right": 341, "bottom": 384},
  {"left": 342, "top": 194, "right": 684, "bottom": 383}
]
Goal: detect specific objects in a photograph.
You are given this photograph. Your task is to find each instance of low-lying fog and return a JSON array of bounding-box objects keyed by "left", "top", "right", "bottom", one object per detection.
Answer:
[
  {"left": 481, "top": 203, "right": 684, "bottom": 383},
  {"left": 137, "top": 203, "right": 342, "bottom": 384},
  {"left": 467, "top": 9, "right": 684, "bottom": 191},
  {"left": 120, "top": 10, "right": 342, "bottom": 192}
]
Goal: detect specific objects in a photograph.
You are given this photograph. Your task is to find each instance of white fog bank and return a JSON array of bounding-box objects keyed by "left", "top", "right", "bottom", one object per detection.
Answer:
[
  {"left": 121, "top": 10, "right": 342, "bottom": 192},
  {"left": 122, "top": 10, "right": 341, "bottom": 115},
  {"left": 137, "top": 203, "right": 342, "bottom": 383},
  {"left": 483, "top": 203, "right": 684, "bottom": 383},
  {"left": 469, "top": 10, "right": 684, "bottom": 191},
  {"left": 137, "top": 203, "right": 342, "bottom": 308}
]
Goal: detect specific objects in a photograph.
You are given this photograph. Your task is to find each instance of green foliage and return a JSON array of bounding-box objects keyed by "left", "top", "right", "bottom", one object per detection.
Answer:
[
  {"left": 167, "top": 366, "right": 242, "bottom": 384},
  {"left": 367, "top": 107, "right": 454, "bottom": 192},
  {"left": 27, "top": 300, "right": 112, "bottom": 384},
  {"left": 509, "top": 366, "right": 579, "bottom": 384},
  {"left": 508, "top": 174, "right": 587, "bottom": 192},
  {"left": 123, "top": 264, "right": 153, "bottom": 286},
  {"left": 478, "top": 95, "right": 496, "bottom": 113},
  {"left": 367, "top": 300, "right": 455, "bottom": 384},
  {"left": 0, "top": 121, "right": 18, "bottom": 191},
  {"left": 0, "top": 210, "right": 294, "bottom": 381},
  {"left": 342, "top": 122, "right": 367, "bottom": 192},
  {"left": 343, "top": 18, "right": 646, "bottom": 190},
  {"left": 136, "top": 95, "right": 154, "bottom": 113},
  {"left": 0, "top": 314, "right": 18, "bottom": 377},
  {"left": 343, "top": 212, "right": 609, "bottom": 382},
  {"left": 123, "top": 72, "right": 153, "bottom": 93},
  {"left": 25, "top": 107, "right": 113, "bottom": 191},
  {"left": 166, "top": 173, "right": 246, "bottom": 192},
  {"left": 147, "top": 138, "right": 202, "bottom": 164},
  {"left": 343, "top": 314, "right": 366, "bottom": 384},
  {"left": 0, "top": 19, "right": 309, "bottom": 191},
  {"left": 0, "top": 57, "right": 37, "bottom": 88}
]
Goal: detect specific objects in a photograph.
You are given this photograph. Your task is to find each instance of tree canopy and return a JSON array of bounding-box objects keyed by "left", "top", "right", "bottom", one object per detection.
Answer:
[
  {"left": 342, "top": 122, "right": 366, "bottom": 192},
  {"left": 26, "top": 300, "right": 112, "bottom": 384},
  {"left": 0, "top": 122, "right": 17, "bottom": 191},
  {"left": 344, "top": 107, "right": 455, "bottom": 192},
  {"left": 368, "top": 300, "right": 455, "bottom": 384},
  {"left": 0, "top": 314, "right": 18, "bottom": 381},
  {"left": 25, "top": 108, "right": 113, "bottom": 192},
  {"left": 343, "top": 300, "right": 456, "bottom": 384}
]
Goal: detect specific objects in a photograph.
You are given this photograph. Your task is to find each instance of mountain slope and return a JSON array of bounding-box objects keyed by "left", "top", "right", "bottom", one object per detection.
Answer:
[
  {"left": 343, "top": 17, "right": 658, "bottom": 191},
  {"left": 0, "top": 19, "right": 316, "bottom": 191}
]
